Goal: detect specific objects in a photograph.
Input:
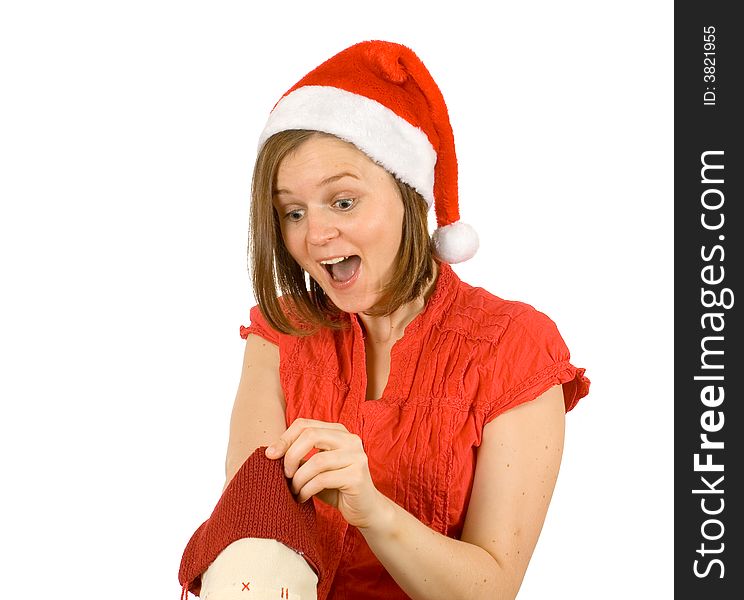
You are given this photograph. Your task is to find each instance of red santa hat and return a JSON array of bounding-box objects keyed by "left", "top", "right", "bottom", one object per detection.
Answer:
[{"left": 258, "top": 40, "right": 479, "bottom": 264}]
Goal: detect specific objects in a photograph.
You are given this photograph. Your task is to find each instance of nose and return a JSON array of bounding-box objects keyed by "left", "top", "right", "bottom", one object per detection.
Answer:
[{"left": 305, "top": 210, "right": 339, "bottom": 246}]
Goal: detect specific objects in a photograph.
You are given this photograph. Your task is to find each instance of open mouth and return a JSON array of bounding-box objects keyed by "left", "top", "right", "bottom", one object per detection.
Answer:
[{"left": 320, "top": 255, "right": 361, "bottom": 284}]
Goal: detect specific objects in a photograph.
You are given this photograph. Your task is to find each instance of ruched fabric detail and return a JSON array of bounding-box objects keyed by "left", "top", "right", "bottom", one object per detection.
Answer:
[{"left": 238, "top": 262, "right": 590, "bottom": 599}]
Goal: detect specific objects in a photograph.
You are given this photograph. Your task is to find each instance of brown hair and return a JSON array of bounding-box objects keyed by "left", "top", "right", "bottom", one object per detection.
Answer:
[{"left": 249, "top": 130, "right": 434, "bottom": 335}]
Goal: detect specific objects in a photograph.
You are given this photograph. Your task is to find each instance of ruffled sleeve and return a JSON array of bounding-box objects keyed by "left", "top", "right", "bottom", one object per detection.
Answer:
[
  {"left": 482, "top": 307, "right": 590, "bottom": 423},
  {"left": 239, "top": 304, "right": 281, "bottom": 345}
]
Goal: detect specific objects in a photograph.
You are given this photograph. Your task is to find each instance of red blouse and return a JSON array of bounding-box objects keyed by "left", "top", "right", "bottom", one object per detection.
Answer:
[{"left": 239, "top": 262, "right": 590, "bottom": 600}]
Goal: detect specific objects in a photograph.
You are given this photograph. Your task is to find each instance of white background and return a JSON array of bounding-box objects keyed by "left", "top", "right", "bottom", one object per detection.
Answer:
[{"left": 0, "top": 1, "right": 673, "bottom": 598}]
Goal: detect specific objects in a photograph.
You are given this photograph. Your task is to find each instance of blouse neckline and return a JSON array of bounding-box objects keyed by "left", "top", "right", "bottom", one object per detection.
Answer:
[
  {"left": 348, "top": 261, "right": 459, "bottom": 402},
  {"left": 350, "top": 260, "right": 457, "bottom": 346}
]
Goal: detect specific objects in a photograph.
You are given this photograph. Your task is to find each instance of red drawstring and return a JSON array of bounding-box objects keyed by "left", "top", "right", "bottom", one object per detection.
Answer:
[{"left": 181, "top": 581, "right": 189, "bottom": 600}]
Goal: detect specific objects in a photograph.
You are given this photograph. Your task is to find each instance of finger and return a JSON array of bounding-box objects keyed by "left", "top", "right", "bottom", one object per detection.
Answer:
[
  {"left": 289, "top": 447, "right": 354, "bottom": 495},
  {"left": 295, "top": 463, "right": 365, "bottom": 504},
  {"left": 296, "top": 469, "right": 339, "bottom": 503},
  {"left": 283, "top": 428, "right": 355, "bottom": 478},
  {"left": 265, "top": 419, "right": 347, "bottom": 459}
]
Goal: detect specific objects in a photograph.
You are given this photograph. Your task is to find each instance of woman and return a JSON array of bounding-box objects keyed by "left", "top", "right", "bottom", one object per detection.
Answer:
[{"left": 179, "top": 40, "right": 590, "bottom": 600}]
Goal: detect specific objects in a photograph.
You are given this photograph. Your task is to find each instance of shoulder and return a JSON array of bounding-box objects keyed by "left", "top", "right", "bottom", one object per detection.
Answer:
[
  {"left": 240, "top": 301, "right": 343, "bottom": 348},
  {"left": 442, "top": 277, "right": 562, "bottom": 349},
  {"left": 441, "top": 276, "right": 577, "bottom": 401},
  {"left": 240, "top": 304, "right": 283, "bottom": 345},
  {"left": 441, "top": 276, "right": 589, "bottom": 416}
]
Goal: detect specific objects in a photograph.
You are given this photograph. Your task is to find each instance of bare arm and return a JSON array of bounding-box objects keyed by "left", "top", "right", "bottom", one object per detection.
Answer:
[
  {"left": 197, "top": 335, "right": 318, "bottom": 598},
  {"left": 223, "top": 333, "right": 287, "bottom": 491},
  {"left": 358, "top": 384, "right": 566, "bottom": 600}
]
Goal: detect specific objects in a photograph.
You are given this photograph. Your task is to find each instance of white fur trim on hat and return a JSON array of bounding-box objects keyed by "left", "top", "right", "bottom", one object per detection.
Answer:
[
  {"left": 258, "top": 85, "right": 437, "bottom": 207},
  {"left": 432, "top": 221, "right": 479, "bottom": 264}
]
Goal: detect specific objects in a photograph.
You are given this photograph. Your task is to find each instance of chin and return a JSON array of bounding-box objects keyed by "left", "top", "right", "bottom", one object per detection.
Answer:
[
  {"left": 319, "top": 287, "right": 377, "bottom": 315},
  {"left": 328, "top": 296, "right": 376, "bottom": 315},
  {"left": 312, "top": 267, "right": 379, "bottom": 315}
]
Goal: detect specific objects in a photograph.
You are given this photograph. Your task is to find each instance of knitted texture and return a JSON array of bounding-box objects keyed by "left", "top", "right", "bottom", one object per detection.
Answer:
[
  {"left": 178, "top": 447, "right": 327, "bottom": 599},
  {"left": 239, "top": 262, "right": 590, "bottom": 597}
]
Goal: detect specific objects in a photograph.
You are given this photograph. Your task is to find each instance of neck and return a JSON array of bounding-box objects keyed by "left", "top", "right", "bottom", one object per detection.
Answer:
[{"left": 358, "top": 261, "right": 439, "bottom": 345}]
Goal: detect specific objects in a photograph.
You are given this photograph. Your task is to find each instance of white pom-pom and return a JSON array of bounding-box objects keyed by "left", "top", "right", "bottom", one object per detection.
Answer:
[{"left": 432, "top": 221, "right": 479, "bottom": 264}]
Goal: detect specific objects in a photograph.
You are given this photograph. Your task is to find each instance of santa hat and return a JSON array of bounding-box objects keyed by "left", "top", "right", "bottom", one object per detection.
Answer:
[{"left": 257, "top": 40, "right": 479, "bottom": 264}]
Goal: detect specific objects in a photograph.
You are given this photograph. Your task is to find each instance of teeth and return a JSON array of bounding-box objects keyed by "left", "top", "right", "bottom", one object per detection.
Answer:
[{"left": 320, "top": 256, "right": 348, "bottom": 265}]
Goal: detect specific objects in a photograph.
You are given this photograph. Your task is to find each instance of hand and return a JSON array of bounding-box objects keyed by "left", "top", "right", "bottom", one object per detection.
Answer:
[{"left": 265, "top": 418, "right": 386, "bottom": 529}]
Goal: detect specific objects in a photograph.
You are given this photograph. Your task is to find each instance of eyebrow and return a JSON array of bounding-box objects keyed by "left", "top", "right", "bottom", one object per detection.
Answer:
[{"left": 274, "top": 172, "right": 360, "bottom": 196}]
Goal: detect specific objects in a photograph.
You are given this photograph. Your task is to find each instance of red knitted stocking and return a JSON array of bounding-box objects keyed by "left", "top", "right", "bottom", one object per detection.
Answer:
[{"left": 178, "top": 447, "right": 326, "bottom": 598}]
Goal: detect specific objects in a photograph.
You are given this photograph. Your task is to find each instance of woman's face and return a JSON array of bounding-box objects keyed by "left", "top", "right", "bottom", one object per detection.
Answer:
[{"left": 273, "top": 135, "right": 404, "bottom": 314}]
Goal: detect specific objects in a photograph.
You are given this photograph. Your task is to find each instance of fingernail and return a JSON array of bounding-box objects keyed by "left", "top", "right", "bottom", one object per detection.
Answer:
[{"left": 265, "top": 446, "right": 276, "bottom": 457}]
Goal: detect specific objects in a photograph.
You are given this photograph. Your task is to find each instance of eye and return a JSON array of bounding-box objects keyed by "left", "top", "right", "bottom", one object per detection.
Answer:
[
  {"left": 333, "top": 198, "right": 355, "bottom": 211},
  {"left": 284, "top": 208, "right": 305, "bottom": 222}
]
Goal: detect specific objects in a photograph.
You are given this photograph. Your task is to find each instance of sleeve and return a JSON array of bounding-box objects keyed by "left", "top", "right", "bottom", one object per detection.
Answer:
[
  {"left": 239, "top": 304, "right": 281, "bottom": 345},
  {"left": 482, "top": 307, "right": 590, "bottom": 423}
]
